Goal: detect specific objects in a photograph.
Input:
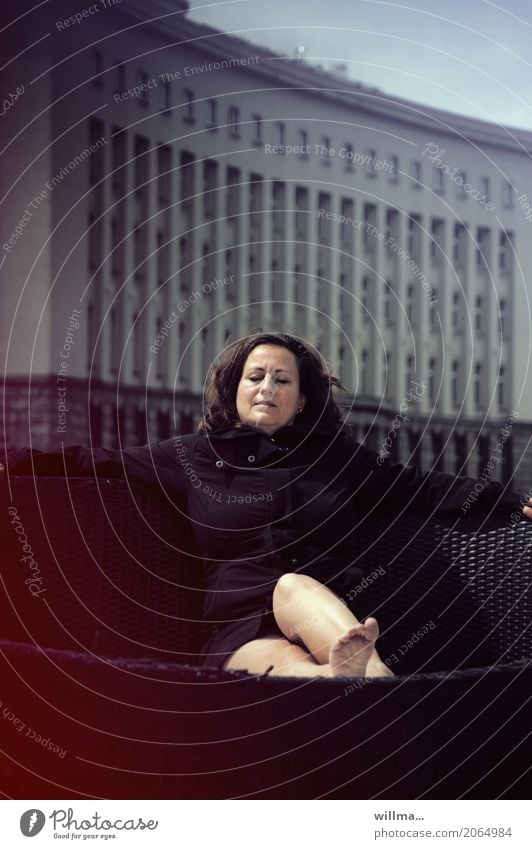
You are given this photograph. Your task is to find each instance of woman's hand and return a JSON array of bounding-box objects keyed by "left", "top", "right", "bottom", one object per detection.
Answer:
[{"left": 523, "top": 497, "right": 532, "bottom": 520}]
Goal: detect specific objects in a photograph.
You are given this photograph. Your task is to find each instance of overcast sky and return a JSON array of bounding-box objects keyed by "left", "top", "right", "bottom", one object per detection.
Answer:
[{"left": 187, "top": 0, "right": 532, "bottom": 131}]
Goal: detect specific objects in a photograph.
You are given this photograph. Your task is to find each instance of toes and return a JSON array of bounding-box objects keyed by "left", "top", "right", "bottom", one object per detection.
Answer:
[{"left": 363, "top": 617, "right": 379, "bottom": 642}]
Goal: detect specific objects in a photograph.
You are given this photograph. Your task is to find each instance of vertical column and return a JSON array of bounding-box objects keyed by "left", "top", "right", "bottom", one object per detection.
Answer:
[
  {"left": 485, "top": 226, "right": 497, "bottom": 418},
  {"left": 347, "top": 200, "right": 360, "bottom": 394},
  {"left": 462, "top": 223, "right": 475, "bottom": 418},
  {"left": 439, "top": 219, "right": 452, "bottom": 415},
  {"left": 329, "top": 191, "right": 341, "bottom": 371},
  {"left": 236, "top": 173, "right": 249, "bottom": 339},
  {"left": 261, "top": 178, "right": 274, "bottom": 329},
  {"left": 393, "top": 209, "right": 408, "bottom": 409},
  {"left": 307, "top": 188, "right": 320, "bottom": 342},
  {"left": 211, "top": 162, "right": 226, "bottom": 360},
  {"left": 166, "top": 158, "right": 179, "bottom": 393},
  {"left": 416, "top": 214, "right": 429, "bottom": 414},
  {"left": 189, "top": 156, "right": 203, "bottom": 392},
  {"left": 369, "top": 203, "right": 385, "bottom": 394},
  {"left": 285, "top": 183, "right": 297, "bottom": 335},
  {"left": 144, "top": 142, "right": 158, "bottom": 392}
]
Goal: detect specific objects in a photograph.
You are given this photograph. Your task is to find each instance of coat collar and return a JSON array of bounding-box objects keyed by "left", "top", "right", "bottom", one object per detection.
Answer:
[{"left": 206, "top": 420, "right": 340, "bottom": 440}]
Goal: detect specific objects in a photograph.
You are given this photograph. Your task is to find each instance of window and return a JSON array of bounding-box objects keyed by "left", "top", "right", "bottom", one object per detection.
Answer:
[
  {"left": 476, "top": 226, "right": 490, "bottom": 270},
  {"left": 340, "top": 198, "right": 354, "bottom": 248},
  {"left": 110, "top": 308, "right": 120, "bottom": 375},
  {"left": 430, "top": 218, "right": 444, "bottom": 262},
  {"left": 318, "top": 192, "right": 331, "bottom": 241},
  {"left": 184, "top": 89, "right": 194, "bottom": 121},
  {"left": 203, "top": 160, "right": 217, "bottom": 219},
  {"left": 361, "top": 349, "right": 368, "bottom": 394},
  {"left": 115, "top": 63, "right": 126, "bottom": 95},
  {"left": 320, "top": 136, "right": 331, "bottom": 165},
  {"left": 159, "top": 80, "right": 171, "bottom": 112},
  {"left": 89, "top": 117, "right": 105, "bottom": 182},
  {"left": 456, "top": 170, "right": 467, "bottom": 197},
  {"left": 388, "top": 155, "right": 399, "bottom": 182},
  {"left": 451, "top": 360, "right": 459, "bottom": 406},
  {"left": 454, "top": 223, "right": 465, "bottom": 265},
  {"left": 157, "top": 230, "right": 168, "bottom": 283},
  {"left": 406, "top": 355, "right": 414, "bottom": 396},
  {"left": 111, "top": 218, "right": 122, "bottom": 275},
  {"left": 474, "top": 363, "right": 482, "bottom": 407},
  {"left": 274, "top": 122, "right": 285, "bottom": 147},
  {"left": 92, "top": 50, "right": 104, "bottom": 86},
  {"left": 384, "top": 281, "right": 392, "bottom": 324},
  {"left": 407, "top": 213, "right": 421, "bottom": 258},
  {"left": 252, "top": 114, "right": 262, "bottom": 144},
  {"left": 479, "top": 176, "right": 490, "bottom": 202},
  {"left": 497, "top": 365, "right": 505, "bottom": 407},
  {"left": 206, "top": 98, "right": 217, "bottom": 128},
  {"left": 406, "top": 284, "right": 414, "bottom": 323},
  {"left": 249, "top": 173, "right": 263, "bottom": 221},
  {"left": 475, "top": 295, "right": 483, "bottom": 332},
  {"left": 343, "top": 143, "right": 354, "bottom": 171},
  {"left": 433, "top": 164, "right": 445, "bottom": 193},
  {"left": 382, "top": 350, "right": 389, "bottom": 394},
  {"left": 429, "top": 292, "right": 438, "bottom": 327},
  {"left": 363, "top": 203, "right": 376, "bottom": 249},
  {"left": 272, "top": 181, "right": 285, "bottom": 232},
  {"left": 499, "top": 298, "right": 507, "bottom": 335},
  {"left": 428, "top": 357, "right": 436, "bottom": 403},
  {"left": 410, "top": 159, "right": 422, "bottom": 187},
  {"left": 452, "top": 291, "right": 460, "bottom": 330},
  {"left": 88, "top": 212, "right": 100, "bottom": 269},
  {"left": 297, "top": 129, "right": 308, "bottom": 156},
  {"left": 502, "top": 179, "right": 514, "bottom": 208},
  {"left": 137, "top": 71, "right": 149, "bottom": 106},
  {"left": 366, "top": 148, "right": 377, "bottom": 177},
  {"left": 295, "top": 186, "right": 308, "bottom": 237},
  {"left": 499, "top": 231, "right": 514, "bottom": 272},
  {"left": 228, "top": 106, "right": 240, "bottom": 138},
  {"left": 362, "top": 277, "right": 369, "bottom": 321},
  {"left": 226, "top": 166, "right": 240, "bottom": 218},
  {"left": 180, "top": 150, "right": 194, "bottom": 200},
  {"left": 134, "top": 135, "right": 149, "bottom": 188},
  {"left": 133, "top": 311, "right": 143, "bottom": 377},
  {"left": 385, "top": 208, "right": 398, "bottom": 247}
]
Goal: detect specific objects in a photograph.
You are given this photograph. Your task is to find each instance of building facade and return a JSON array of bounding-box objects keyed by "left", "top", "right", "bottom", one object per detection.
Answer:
[{"left": 1, "top": 0, "right": 531, "bottom": 492}]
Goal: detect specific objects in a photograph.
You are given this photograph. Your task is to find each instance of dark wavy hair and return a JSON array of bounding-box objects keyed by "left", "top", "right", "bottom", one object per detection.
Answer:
[{"left": 198, "top": 331, "right": 352, "bottom": 435}]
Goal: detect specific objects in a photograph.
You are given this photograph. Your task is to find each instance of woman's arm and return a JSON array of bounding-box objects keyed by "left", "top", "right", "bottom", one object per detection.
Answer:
[
  {"left": 347, "top": 440, "right": 528, "bottom": 520},
  {"left": 3, "top": 439, "right": 190, "bottom": 502}
]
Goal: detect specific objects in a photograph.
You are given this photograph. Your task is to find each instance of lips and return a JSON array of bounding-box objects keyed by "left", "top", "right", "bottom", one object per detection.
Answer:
[{"left": 255, "top": 402, "right": 276, "bottom": 408}]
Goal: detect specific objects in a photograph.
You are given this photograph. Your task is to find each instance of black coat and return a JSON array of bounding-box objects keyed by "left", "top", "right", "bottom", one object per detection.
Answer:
[{"left": 7, "top": 422, "right": 522, "bottom": 667}]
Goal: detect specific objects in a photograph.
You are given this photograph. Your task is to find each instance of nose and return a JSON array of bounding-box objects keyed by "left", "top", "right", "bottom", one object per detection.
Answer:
[{"left": 258, "top": 375, "right": 276, "bottom": 397}]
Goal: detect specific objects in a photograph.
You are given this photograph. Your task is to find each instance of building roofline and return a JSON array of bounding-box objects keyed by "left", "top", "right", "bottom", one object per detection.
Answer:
[{"left": 121, "top": 0, "right": 532, "bottom": 154}]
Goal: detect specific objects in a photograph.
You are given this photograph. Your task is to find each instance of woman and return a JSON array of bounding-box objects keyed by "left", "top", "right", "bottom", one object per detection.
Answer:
[{"left": 6, "top": 331, "right": 532, "bottom": 679}]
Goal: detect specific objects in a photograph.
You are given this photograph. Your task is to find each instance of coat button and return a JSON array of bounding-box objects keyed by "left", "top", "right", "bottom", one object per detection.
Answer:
[
  {"left": 289, "top": 557, "right": 299, "bottom": 567},
  {"left": 215, "top": 460, "right": 224, "bottom": 468},
  {"left": 247, "top": 455, "right": 256, "bottom": 463}
]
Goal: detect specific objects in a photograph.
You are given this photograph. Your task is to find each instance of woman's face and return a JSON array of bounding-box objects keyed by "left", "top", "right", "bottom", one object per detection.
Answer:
[{"left": 236, "top": 344, "right": 305, "bottom": 435}]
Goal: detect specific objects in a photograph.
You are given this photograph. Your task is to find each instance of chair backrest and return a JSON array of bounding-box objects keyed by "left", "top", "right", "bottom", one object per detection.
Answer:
[
  {"left": 345, "top": 508, "right": 532, "bottom": 672},
  {"left": 3, "top": 476, "right": 531, "bottom": 672},
  {"left": 2, "top": 476, "right": 204, "bottom": 662}
]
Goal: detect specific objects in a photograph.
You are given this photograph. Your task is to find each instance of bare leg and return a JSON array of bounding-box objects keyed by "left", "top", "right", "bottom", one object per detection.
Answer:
[
  {"left": 272, "top": 573, "right": 393, "bottom": 678},
  {"left": 224, "top": 574, "right": 394, "bottom": 679},
  {"left": 224, "top": 633, "right": 329, "bottom": 677}
]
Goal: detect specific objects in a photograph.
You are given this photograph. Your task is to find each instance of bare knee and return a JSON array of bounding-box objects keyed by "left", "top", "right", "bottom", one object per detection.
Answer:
[{"left": 273, "top": 572, "right": 317, "bottom": 607}]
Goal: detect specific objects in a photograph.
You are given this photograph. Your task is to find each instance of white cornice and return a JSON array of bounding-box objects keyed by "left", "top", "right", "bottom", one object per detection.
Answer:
[{"left": 119, "top": 1, "right": 532, "bottom": 155}]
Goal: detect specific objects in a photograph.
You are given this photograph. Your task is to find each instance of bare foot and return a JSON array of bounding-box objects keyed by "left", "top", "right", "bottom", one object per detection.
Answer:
[{"left": 328, "top": 617, "right": 379, "bottom": 678}]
